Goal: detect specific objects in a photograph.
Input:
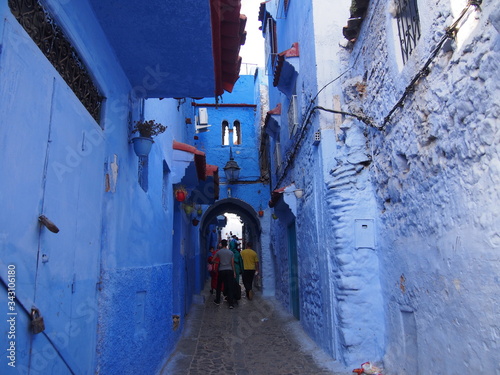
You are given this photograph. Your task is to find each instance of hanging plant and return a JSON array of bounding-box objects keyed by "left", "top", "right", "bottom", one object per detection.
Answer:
[
  {"left": 196, "top": 205, "right": 203, "bottom": 216},
  {"left": 132, "top": 120, "right": 167, "bottom": 138},
  {"left": 272, "top": 213, "right": 278, "bottom": 220},
  {"left": 175, "top": 186, "right": 187, "bottom": 202},
  {"left": 130, "top": 120, "right": 167, "bottom": 157}
]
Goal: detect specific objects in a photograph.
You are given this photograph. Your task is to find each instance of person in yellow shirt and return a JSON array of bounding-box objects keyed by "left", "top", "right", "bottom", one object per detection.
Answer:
[{"left": 240, "top": 242, "right": 259, "bottom": 300}]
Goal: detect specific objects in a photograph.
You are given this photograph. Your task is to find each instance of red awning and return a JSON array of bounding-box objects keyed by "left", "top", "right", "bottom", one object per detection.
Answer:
[
  {"left": 273, "top": 42, "right": 299, "bottom": 87},
  {"left": 268, "top": 184, "right": 290, "bottom": 208},
  {"left": 210, "top": 0, "right": 247, "bottom": 96},
  {"left": 173, "top": 140, "right": 206, "bottom": 181}
]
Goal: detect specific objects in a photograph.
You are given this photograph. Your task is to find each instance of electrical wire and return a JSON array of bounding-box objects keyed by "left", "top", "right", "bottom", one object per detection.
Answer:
[
  {"left": 381, "top": 0, "right": 482, "bottom": 128},
  {"left": 272, "top": 0, "right": 482, "bottom": 189}
]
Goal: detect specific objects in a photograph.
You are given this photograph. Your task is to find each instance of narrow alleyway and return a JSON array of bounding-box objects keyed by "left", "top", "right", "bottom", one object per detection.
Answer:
[{"left": 159, "top": 284, "right": 351, "bottom": 375}]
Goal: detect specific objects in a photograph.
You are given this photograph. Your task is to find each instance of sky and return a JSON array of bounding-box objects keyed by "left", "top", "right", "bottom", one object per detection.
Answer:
[{"left": 239, "top": 0, "right": 265, "bottom": 71}]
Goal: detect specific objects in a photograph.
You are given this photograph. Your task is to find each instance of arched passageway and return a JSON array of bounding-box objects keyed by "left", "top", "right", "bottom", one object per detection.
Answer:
[
  {"left": 199, "top": 198, "right": 263, "bottom": 293},
  {"left": 200, "top": 197, "right": 262, "bottom": 253}
]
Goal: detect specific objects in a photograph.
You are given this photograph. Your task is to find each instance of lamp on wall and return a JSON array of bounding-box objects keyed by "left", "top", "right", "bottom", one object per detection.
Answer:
[
  {"left": 293, "top": 189, "right": 304, "bottom": 199},
  {"left": 223, "top": 147, "right": 241, "bottom": 183}
]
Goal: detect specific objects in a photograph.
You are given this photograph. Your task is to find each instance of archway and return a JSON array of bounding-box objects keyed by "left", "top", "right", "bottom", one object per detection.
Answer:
[
  {"left": 200, "top": 197, "right": 262, "bottom": 251},
  {"left": 199, "top": 198, "right": 263, "bottom": 291}
]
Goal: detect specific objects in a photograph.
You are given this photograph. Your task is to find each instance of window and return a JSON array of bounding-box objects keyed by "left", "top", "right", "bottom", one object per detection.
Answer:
[
  {"left": 233, "top": 121, "right": 241, "bottom": 145},
  {"left": 288, "top": 95, "right": 299, "bottom": 137},
  {"left": 222, "top": 120, "right": 241, "bottom": 145},
  {"left": 267, "top": 17, "right": 278, "bottom": 69},
  {"left": 395, "top": 0, "right": 421, "bottom": 64},
  {"left": 274, "top": 142, "right": 282, "bottom": 174},
  {"left": 138, "top": 156, "right": 149, "bottom": 192},
  {"left": 222, "top": 121, "right": 230, "bottom": 145},
  {"left": 9, "top": 0, "right": 103, "bottom": 125}
]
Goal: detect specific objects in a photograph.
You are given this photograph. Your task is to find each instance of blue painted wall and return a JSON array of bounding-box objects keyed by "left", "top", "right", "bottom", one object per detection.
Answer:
[
  {"left": 0, "top": 0, "right": 214, "bottom": 373},
  {"left": 192, "top": 76, "right": 269, "bottom": 213},
  {"left": 261, "top": 0, "right": 500, "bottom": 373}
]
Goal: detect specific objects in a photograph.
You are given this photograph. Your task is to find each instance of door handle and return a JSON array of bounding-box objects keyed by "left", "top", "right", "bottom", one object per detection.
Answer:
[{"left": 38, "top": 215, "right": 60, "bottom": 233}]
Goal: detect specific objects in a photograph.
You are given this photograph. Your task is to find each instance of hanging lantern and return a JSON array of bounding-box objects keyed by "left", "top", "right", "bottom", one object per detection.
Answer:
[
  {"left": 175, "top": 186, "right": 187, "bottom": 202},
  {"left": 183, "top": 203, "right": 194, "bottom": 215},
  {"left": 258, "top": 206, "right": 264, "bottom": 217}
]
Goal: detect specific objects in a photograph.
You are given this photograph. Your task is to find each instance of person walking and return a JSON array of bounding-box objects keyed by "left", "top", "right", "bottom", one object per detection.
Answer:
[
  {"left": 212, "top": 239, "right": 236, "bottom": 309},
  {"left": 240, "top": 242, "right": 259, "bottom": 300},
  {"left": 229, "top": 236, "right": 244, "bottom": 284},
  {"left": 207, "top": 246, "right": 219, "bottom": 294}
]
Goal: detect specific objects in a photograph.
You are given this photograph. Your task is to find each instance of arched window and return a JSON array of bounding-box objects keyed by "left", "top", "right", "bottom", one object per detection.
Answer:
[
  {"left": 222, "top": 120, "right": 229, "bottom": 145},
  {"left": 233, "top": 120, "right": 241, "bottom": 145}
]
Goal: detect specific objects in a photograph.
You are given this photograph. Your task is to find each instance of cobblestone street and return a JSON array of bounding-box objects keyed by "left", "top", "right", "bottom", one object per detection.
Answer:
[{"left": 159, "top": 284, "right": 351, "bottom": 375}]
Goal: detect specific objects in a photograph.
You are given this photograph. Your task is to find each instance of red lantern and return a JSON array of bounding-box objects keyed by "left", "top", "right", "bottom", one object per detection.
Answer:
[{"left": 175, "top": 188, "right": 187, "bottom": 202}]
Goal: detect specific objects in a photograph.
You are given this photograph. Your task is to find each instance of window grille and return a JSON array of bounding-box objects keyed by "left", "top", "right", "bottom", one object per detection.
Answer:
[
  {"left": 395, "top": 0, "right": 421, "bottom": 64},
  {"left": 9, "top": 0, "right": 104, "bottom": 125}
]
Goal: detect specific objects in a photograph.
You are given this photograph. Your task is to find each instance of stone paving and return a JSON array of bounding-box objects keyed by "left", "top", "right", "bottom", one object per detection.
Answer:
[{"left": 159, "top": 284, "right": 351, "bottom": 375}]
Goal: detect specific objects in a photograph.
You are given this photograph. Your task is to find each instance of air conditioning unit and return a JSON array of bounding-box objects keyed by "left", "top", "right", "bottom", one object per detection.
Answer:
[
  {"left": 198, "top": 108, "right": 208, "bottom": 125},
  {"left": 195, "top": 108, "right": 211, "bottom": 133}
]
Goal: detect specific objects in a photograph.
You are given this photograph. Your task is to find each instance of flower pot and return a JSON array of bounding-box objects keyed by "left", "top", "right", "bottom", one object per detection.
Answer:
[
  {"left": 131, "top": 137, "right": 154, "bottom": 157},
  {"left": 258, "top": 210, "right": 264, "bottom": 217},
  {"left": 192, "top": 218, "right": 199, "bottom": 226}
]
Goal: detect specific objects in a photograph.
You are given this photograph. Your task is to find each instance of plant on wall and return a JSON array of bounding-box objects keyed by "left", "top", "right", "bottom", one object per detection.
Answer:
[
  {"left": 130, "top": 119, "right": 167, "bottom": 157},
  {"left": 132, "top": 120, "right": 167, "bottom": 138}
]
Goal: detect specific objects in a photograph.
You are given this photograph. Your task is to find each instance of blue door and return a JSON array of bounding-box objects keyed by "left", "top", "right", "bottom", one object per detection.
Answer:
[{"left": 0, "top": 19, "right": 103, "bottom": 374}]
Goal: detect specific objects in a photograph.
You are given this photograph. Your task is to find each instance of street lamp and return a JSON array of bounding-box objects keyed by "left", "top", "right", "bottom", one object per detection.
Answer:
[{"left": 223, "top": 147, "right": 241, "bottom": 183}]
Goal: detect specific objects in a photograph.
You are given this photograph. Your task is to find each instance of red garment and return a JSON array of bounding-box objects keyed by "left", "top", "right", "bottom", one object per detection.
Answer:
[{"left": 208, "top": 252, "right": 223, "bottom": 291}]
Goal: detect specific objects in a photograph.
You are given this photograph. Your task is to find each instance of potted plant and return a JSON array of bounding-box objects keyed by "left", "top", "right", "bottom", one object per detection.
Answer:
[{"left": 130, "top": 120, "right": 167, "bottom": 156}]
